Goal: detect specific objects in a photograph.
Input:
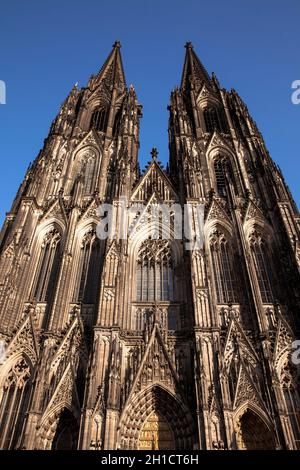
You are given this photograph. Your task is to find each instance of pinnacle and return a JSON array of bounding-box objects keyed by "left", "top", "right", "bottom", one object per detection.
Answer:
[
  {"left": 185, "top": 41, "right": 193, "bottom": 49},
  {"left": 113, "top": 40, "right": 121, "bottom": 49}
]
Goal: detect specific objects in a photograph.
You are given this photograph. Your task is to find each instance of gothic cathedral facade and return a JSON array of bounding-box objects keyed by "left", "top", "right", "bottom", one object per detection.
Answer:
[{"left": 0, "top": 42, "right": 299, "bottom": 450}]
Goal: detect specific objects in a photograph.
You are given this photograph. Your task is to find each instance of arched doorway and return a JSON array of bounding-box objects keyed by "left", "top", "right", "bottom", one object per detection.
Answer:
[
  {"left": 118, "top": 385, "right": 195, "bottom": 449},
  {"left": 138, "top": 411, "right": 174, "bottom": 450},
  {"left": 236, "top": 409, "right": 275, "bottom": 450},
  {"left": 51, "top": 409, "right": 79, "bottom": 450}
]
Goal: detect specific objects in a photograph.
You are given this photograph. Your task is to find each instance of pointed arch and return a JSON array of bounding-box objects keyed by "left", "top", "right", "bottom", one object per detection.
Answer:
[
  {"left": 77, "top": 149, "right": 98, "bottom": 195},
  {"left": 90, "top": 106, "right": 109, "bottom": 132},
  {"left": 213, "top": 155, "right": 238, "bottom": 197},
  {"left": 204, "top": 215, "right": 233, "bottom": 240},
  {"left": 136, "top": 240, "right": 174, "bottom": 302},
  {"left": 203, "top": 106, "right": 226, "bottom": 133},
  {"left": 248, "top": 227, "right": 273, "bottom": 303},
  {"left": 38, "top": 402, "right": 79, "bottom": 450},
  {"left": 208, "top": 228, "right": 237, "bottom": 304},
  {"left": 73, "top": 226, "right": 101, "bottom": 304},
  {"left": 35, "top": 218, "right": 66, "bottom": 240},
  {"left": 278, "top": 357, "right": 300, "bottom": 448},
  {"left": 243, "top": 216, "right": 274, "bottom": 242},
  {"left": 0, "top": 356, "right": 32, "bottom": 449},
  {"left": 127, "top": 221, "right": 188, "bottom": 331},
  {"left": 207, "top": 145, "right": 242, "bottom": 196},
  {"left": 68, "top": 144, "right": 101, "bottom": 196},
  {"left": 117, "top": 384, "right": 195, "bottom": 450},
  {"left": 4, "top": 316, "right": 38, "bottom": 368},
  {"left": 51, "top": 408, "right": 79, "bottom": 450},
  {"left": 128, "top": 220, "right": 182, "bottom": 265},
  {"left": 75, "top": 234, "right": 101, "bottom": 304},
  {"left": 31, "top": 224, "right": 62, "bottom": 302},
  {"left": 234, "top": 405, "right": 276, "bottom": 450}
]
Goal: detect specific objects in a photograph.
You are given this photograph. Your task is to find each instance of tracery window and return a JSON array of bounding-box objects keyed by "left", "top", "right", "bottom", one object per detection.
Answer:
[
  {"left": 32, "top": 229, "right": 61, "bottom": 302},
  {"left": 136, "top": 240, "right": 174, "bottom": 302},
  {"left": 249, "top": 231, "right": 273, "bottom": 303},
  {"left": 280, "top": 360, "right": 300, "bottom": 447},
  {"left": 90, "top": 106, "right": 109, "bottom": 132},
  {"left": 210, "top": 231, "right": 237, "bottom": 304},
  {"left": 75, "top": 230, "right": 101, "bottom": 304},
  {"left": 203, "top": 107, "right": 224, "bottom": 133},
  {"left": 214, "top": 159, "right": 227, "bottom": 197},
  {"left": 0, "top": 358, "right": 31, "bottom": 449}
]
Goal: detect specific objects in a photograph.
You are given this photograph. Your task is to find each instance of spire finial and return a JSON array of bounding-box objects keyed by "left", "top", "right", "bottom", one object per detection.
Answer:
[
  {"left": 181, "top": 42, "right": 211, "bottom": 90},
  {"left": 151, "top": 148, "right": 158, "bottom": 160},
  {"left": 185, "top": 41, "right": 193, "bottom": 49},
  {"left": 113, "top": 40, "right": 121, "bottom": 49},
  {"left": 91, "top": 41, "right": 126, "bottom": 91}
]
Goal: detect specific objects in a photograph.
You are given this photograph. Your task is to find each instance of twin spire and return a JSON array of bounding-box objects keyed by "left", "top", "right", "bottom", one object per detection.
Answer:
[
  {"left": 93, "top": 40, "right": 211, "bottom": 93},
  {"left": 88, "top": 42, "right": 211, "bottom": 158}
]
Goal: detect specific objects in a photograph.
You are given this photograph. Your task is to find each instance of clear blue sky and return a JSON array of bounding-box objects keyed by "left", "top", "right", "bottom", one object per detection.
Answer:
[{"left": 0, "top": 0, "right": 299, "bottom": 225}]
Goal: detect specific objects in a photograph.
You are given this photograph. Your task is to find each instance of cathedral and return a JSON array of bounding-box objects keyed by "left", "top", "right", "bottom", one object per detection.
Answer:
[{"left": 0, "top": 41, "right": 299, "bottom": 451}]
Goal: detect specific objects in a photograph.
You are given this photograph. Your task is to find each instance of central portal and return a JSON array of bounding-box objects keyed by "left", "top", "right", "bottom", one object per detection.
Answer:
[{"left": 138, "top": 411, "right": 174, "bottom": 450}]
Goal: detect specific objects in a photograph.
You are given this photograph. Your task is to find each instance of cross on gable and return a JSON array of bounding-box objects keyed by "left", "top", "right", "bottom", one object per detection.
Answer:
[{"left": 151, "top": 148, "right": 158, "bottom": 160}]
